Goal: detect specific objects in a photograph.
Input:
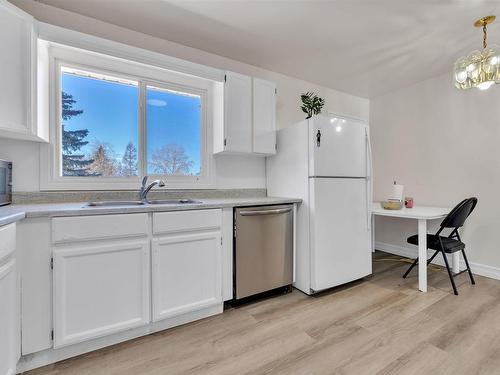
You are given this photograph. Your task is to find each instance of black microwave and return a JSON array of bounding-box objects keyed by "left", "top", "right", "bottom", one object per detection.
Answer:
[{"left": 0, "top": 160, "right": 12, "bottom": 206}]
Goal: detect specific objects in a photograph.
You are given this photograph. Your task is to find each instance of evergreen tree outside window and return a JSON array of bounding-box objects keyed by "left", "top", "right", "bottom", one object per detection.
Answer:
[
  {"left": 61, "top": 92, "right": 93, "bottom": 176},
  {"left": 121, "top": 142, "right": 138, "bottom": 176}
]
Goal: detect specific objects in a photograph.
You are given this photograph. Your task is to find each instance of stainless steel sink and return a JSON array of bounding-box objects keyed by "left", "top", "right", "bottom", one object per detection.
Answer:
[
  {"left": 85, "top": 201, "right": 146, "bottom": 207},
  {"left": 146, "top": 199, "right": 202, "bottom": 205},
  {"left": 85, "top": 199, "right": 201, "bottom": 207}
]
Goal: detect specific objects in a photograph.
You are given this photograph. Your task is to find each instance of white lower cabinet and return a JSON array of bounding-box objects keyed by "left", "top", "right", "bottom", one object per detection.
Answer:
[
  {"left": 0, "top": 258, "right": 19, "bottom": 375},
  {"left": 152, "top": 231, "right": 222, "bottom": 322},
  {"left": 18, "top": 210, "right": 227, "bottom": 371},
  {"left": 52, "top": 240, "right": 150, "bottom": 348}
]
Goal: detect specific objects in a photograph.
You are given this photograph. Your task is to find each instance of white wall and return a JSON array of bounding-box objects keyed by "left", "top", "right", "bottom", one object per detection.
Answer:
[
  {"left": 0, "top": 139, "right": 40, "bottom": 192},
  {"left": 2, "top": 0, "right": 368, "bottom": 192},
  {"left": 371, "top": 71, "right": 500, "bottom": 270}
]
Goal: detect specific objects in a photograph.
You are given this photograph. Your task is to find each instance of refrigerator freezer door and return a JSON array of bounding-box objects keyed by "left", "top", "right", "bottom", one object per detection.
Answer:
[
  {"left": 309, "top": 177, "right": 372, "bottom": 292},
  {"left": 309, "top": 116, "right": 367, "bottom": 178}
]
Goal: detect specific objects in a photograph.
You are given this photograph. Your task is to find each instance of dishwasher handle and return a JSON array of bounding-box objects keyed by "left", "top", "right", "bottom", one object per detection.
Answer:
[{"left": 239, "top": 207, "right": 292, "bottom": 216}]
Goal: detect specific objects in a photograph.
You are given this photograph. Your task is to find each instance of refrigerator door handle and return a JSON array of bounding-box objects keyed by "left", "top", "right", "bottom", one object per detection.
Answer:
[{"left": 366, "top": 128, "right": 373, "bottom": 232}]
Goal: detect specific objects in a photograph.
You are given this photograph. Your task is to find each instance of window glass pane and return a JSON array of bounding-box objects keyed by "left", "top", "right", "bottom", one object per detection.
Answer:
[
  {"left": 146, "top": 85, "right": 201, "bottom": 176},
  {"left": 60, "top": 66, "right": 139, "bottom": 177}
]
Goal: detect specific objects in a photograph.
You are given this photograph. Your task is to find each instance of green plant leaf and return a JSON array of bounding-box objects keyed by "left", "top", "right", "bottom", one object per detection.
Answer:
[{"left": 300, "top": 92, "right": 324, "bottom": 118}]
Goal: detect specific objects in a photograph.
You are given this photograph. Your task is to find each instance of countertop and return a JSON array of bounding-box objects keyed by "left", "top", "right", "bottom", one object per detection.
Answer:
[{"left": 0, "top": 197, "right": 301, "bottom": 226}]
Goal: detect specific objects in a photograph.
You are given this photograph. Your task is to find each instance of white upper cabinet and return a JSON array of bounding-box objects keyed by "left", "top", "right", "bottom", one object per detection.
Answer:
[
  {"left": 253, "top": 78, "right": 276, "bottom": 155},
  {"left": 221, "top": 71, "right": 253, "bottom": 153},
  {"left": 0, "top": 1, "right": 45, "bottom": 142},
  {"left": 214, "top": 71, "right": 276, "bottom": 155}
]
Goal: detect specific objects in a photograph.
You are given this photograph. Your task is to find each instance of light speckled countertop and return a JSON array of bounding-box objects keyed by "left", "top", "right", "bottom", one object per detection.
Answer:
[
  {"left": 0, "top": 208, "right": 25, "bottom": 227},
  {"left": 0, "top": 197, "right": 301, "bottom": 226}
]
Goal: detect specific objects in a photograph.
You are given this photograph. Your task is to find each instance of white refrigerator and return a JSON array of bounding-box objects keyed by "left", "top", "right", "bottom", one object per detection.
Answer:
[{"left": 267, "top": 114, "right": 372, "bottom": 294}]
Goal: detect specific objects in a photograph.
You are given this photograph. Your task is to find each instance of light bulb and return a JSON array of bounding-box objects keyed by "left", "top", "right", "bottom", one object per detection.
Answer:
[
  {"left": 330, "top": 118, "right": 336, "bottom": 124},
  {"left": 455, "top": 70, "right": 468, "bottom": 83},
  {"left": 477, "top": 81, "right": 495, "bottom": 90},
  {"left": 335, "top": 125, "right": 342, "bottom": 132}
]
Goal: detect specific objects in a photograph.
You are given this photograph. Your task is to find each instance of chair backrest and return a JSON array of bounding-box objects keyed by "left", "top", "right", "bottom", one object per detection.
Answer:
[{"left": 440, "top": 197, "right": 478, "bottom": 229}]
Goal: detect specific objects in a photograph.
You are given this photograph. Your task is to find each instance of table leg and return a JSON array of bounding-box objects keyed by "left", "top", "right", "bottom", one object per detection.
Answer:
[
  {"left": 452, "top": 252, "right": 460, "bottom": 274},
  {"left": 371, "top": 215, "right": 375, "bottom": 253},
  {"left": 418, "top": 219, "right": 427, "bottom": 292}
]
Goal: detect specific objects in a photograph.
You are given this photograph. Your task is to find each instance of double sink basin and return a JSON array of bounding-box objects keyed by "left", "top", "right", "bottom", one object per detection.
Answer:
[{"left": 86, "top": 199, "right": 202, "bottom": 207}]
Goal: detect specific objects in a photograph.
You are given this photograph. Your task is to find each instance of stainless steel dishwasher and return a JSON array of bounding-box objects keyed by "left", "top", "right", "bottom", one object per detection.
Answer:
[{"left": 234, "top": 204, "right": 293, "bottom": 300}]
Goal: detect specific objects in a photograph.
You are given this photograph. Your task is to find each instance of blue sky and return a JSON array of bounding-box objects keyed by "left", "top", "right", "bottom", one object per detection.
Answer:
[
  {"left": 62, "top": 73, "right": 201, "bottom": 174},
  {"left": 146, "top": 86, "right": 201, "bottom": 174}
]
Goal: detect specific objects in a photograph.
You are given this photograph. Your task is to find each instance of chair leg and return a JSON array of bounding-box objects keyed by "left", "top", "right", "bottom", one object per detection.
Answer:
[
  {"left": 427, "top": 250, "right": 439, "bottom": 265},
  {"left": 403, "top": 251, "right": 438, "bottom": 279},
  {"left": 441, "top": 250, "right": 459, "bottom": 295},
  {"left": 461, "top": 249, "right": 476, "bottom": 285},
  {"left": 402, "top": 258, "right": 418, "bottom": 279}
]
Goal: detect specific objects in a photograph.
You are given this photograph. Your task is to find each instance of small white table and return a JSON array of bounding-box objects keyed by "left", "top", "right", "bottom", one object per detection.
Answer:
[{"left": 372, "top": 203, "right": 453, "bottom": 292}]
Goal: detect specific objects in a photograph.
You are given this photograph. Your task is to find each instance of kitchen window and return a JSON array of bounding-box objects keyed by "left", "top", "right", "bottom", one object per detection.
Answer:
[{"left": 41, "top": 43, "right": 215, "bottom": 190}]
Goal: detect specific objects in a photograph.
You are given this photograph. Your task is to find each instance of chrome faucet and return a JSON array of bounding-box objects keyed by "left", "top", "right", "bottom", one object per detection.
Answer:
[{"left": 139, "top": 176, "right": 165, "bottom": 202}]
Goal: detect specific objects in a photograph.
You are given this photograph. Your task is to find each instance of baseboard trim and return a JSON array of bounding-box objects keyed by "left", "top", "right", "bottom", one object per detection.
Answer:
[{"left": 375, "top": 241, "right": 500, "bottom": 281}]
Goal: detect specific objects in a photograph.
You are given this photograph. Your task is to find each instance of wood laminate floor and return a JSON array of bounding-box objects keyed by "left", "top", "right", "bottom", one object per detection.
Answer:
[{"left": 26, "top": 251, "right": 500, "bottom": 375}]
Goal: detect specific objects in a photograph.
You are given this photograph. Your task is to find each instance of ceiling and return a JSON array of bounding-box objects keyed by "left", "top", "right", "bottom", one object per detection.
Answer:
[{"left": 31, "top": 0, "right": 500, "bottom": 98}]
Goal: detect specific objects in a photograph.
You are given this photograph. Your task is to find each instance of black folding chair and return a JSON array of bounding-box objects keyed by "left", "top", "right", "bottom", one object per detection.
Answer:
[{"left": 402, "top": 197, "right": 477, "bottom": 295}]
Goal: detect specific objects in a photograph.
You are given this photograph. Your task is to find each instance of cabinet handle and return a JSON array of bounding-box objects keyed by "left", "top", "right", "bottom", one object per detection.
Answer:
[{"left": 316, "top": 130, "right": 321, "bottom": 147}]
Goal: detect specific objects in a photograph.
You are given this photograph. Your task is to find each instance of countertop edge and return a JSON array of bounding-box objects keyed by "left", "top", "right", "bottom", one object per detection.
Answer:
[
  {"left": 0, "top": 212, "right": 26, "bottom": 227},
  {"left": 0, "top": 197, "right": 302, "bottom": 224}
]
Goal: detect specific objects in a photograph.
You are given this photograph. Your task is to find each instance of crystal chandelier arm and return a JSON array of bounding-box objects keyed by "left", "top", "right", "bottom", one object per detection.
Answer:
[{"left": 483, "top": 24, "right": 488, "bottom": 49}]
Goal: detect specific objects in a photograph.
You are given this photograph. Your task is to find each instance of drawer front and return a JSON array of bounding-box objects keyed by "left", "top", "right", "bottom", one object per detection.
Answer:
[
  {"left": 153, "top": 209, "right": 221, "bottom": 235},
  {"left": 0, "top": 223, "right": 16, "bottom": 263},
  {"left": 52, "top": 214, "right": 149, "bottom": 243}
]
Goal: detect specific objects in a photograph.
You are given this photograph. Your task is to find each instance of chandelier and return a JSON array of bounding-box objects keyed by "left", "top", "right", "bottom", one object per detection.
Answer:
[{"left": 454, "top": 15, "right": 500, "bottom": 91}]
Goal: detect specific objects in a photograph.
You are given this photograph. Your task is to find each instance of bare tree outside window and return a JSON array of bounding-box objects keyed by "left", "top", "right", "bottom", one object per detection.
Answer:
[
  {"left": 88, "top": 142, "right": 119, "bottom": 177},
  {"left": 149, "top": 144, "right": 194, "bottom": 175}
]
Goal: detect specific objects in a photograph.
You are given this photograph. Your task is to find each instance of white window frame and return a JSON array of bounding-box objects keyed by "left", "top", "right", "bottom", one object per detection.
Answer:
[{"left": 40, "top": 42, "right": 215, "bottom": 190}]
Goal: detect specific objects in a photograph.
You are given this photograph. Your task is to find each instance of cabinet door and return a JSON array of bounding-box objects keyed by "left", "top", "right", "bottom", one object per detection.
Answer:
[
  {"left": 0, "top": 0, "right": 38, "bottom": 141},
  {"left": 53, "top": 240, "right": 150, "bottom": 348},
  {"left": 0, "top": 259, "right": 19, "bottom": 375},
  {"left": 253, "top": 78, "right": 276, "bottom": 155},
  {"left": 224, "top": 71, "right": 252, "bottom": 153},
  {"left": 152, "top": 231, "right": 222, "bottom": 322}
]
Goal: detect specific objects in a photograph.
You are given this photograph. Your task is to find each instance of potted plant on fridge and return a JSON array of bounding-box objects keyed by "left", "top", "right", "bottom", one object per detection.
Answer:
[{"left": 300, "top": 92, "right": 325, "bottom": 119}]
